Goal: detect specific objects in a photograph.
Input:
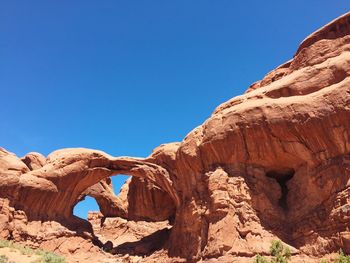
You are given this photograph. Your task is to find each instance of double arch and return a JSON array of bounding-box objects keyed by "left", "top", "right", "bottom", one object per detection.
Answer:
[{"left": 10, "top": 149, "right": 180, "bottom": 220}]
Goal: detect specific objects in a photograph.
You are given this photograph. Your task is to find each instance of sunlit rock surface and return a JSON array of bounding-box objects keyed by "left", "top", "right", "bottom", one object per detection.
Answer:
[{"left": 0, "top": 12, "right": 349, "bottom": 263}]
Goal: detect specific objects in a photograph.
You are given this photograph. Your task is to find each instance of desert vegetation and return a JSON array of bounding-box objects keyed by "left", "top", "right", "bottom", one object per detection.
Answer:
[
  {"left": 253, "top": 240, "right": 350, "bottom": 263},
  {"left": 253, "top": 240, "right": 291, "bottom": 263},
  {"left": 0, "top": 239, "right": 66, "bottom": 263},
  {"left": 319, "top": 249, "right": 350, "bottom": 263}
]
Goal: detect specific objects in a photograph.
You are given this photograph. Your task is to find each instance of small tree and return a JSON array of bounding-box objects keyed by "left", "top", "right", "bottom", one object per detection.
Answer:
[
  {"left": 253, "top": 254, "right": 269, "bottom": 263},
  {"left": 269, "top": 240, "right": 291, "bottom": 263},
  {"left": 252, "top": 240, "right": 291, "bottom": 263},
  {"left": 334, "top": 249, "right": 350, "bottom": 263}
]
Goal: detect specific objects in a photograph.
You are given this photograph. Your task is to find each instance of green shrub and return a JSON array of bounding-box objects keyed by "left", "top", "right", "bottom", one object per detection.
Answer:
[
  {"left": 0, "top": 239, "right": 36, "bottom": 256},
  {"left": 0, "top": 239, "right": 66, "bottom": 263},
  {"left": 0, "top": 255, "right": 8, "bottom": 263},
  {"left": 334, "top": 249, "right": 350, "bottom": 263},
  {"left": 0, "top": 240, "right": 10, "bottom": 249},
  {"left": 270, "top": 240, "right": 291, "bottom": 263},
  {"left": 36, "top": 250, "right": 66, "bottom": 263},
  {"left": 252, "top": 240, "right": 291, "bottom": 263},
  {"left": 253, "top": 254, "right": 269, "bottom": 263}
]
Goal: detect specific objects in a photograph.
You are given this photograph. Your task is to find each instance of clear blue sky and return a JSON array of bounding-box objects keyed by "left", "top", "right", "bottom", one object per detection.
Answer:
[{"left": 1, "top": 1, "right": 349, "bottom": 218}]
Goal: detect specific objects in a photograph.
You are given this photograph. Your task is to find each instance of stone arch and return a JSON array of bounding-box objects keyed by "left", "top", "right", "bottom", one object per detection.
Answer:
[
  {"left": 77, "top": 177, "right": 128, "bottom": 218},
  {"left": 79, "top": 175, "right": 177, "bottom": 222},
  {"left": 7, "top": 149, "right": 180, "bottom": 220}
]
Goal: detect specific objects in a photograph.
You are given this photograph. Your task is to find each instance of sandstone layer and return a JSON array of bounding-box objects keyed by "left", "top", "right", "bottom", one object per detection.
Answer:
[{"left": 0, "top": 12, "right": 350, "bottom": 263}]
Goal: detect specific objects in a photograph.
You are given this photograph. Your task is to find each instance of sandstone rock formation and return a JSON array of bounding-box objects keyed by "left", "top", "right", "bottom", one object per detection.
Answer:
[{"left": 0, "top": 12, "right": 349, "bottom": 263}]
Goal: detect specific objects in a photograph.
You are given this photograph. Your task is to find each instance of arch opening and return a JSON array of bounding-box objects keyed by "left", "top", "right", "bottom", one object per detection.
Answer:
[
  {"left": 71, "top": 174, "right": 174, "bottom": 257},
  {"left": 73, "top": 196, "right": 100, "bottom": 220},
  {"left": 73, "top": 174, "right": 131, "bottom": 220},
  {"left": 71, "top": 170, "right": 176, "bottom": 222},
  {"left": 111, "top": 174, "right": 130, "bottom": 195},
  {"left": 57, "top": 153, "right": 179, "bottom": 223}
]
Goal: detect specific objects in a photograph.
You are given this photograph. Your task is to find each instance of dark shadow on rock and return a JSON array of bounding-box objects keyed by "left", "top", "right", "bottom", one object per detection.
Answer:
[
  {"left": 66, "top": 215, "right": 105, "bottom": 248},
  {"left": 111, "top": 228, "right": 170, "bottom": 256},
  {"left": 126, "top": 177, "right": 176, "bottom": 222},
  {"left": 239, "top": 155, "right": 350, "bottom": 253}
]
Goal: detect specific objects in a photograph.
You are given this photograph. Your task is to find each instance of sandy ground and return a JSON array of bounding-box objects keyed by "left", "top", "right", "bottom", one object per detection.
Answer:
[{"left": 0, "top": 247, "right": 42, "bottom": 263}]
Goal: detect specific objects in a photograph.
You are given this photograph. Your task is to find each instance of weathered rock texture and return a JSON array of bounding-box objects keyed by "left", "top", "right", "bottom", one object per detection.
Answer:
[{"left": 0, "top": 12, "right": 350, "bottom": 263}]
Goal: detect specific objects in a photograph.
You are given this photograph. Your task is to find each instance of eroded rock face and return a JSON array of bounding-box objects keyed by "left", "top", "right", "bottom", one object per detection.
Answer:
[
  {"left": 166, "top": 12, "right": 350, "bottom": 260},
  {"left": 21, "top": 152, "right": 46, "bottom": 171},
  {"left": 0, "top": 12, "right": 349, "bottom": 263}
]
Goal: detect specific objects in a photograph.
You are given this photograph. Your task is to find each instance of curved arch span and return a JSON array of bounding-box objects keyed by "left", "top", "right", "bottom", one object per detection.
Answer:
[{"left": 11, "top": 148, "right": 180, "bottom": 220}]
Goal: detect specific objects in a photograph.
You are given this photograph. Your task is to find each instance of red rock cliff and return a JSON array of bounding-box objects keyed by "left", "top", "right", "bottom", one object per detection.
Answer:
[{"left": 0, "top": 12, "right": 349, "bottom": 263}]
